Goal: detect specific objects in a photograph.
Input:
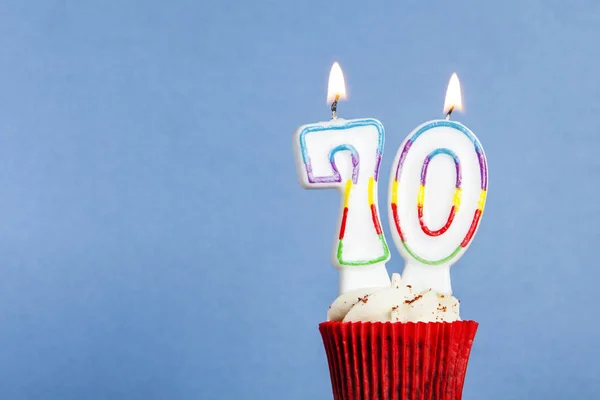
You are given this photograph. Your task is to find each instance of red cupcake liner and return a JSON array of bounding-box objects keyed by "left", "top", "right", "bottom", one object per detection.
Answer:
[{"left": 319, "top": 320, "right": 478, "bottom": 400}]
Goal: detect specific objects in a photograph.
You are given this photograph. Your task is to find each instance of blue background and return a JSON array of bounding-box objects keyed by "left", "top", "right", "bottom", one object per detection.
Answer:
[{"left": 0, "top": 1, "right": 597, "bottom": 399}]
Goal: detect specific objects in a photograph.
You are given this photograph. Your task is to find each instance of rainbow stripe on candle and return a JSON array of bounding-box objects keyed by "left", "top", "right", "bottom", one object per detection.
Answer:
[
  {"left": 390, "top": 120, "right": 487, "bottom": 266},
  {"left": 418, "top": 148, "right": 461, "bottom": 237},
  {"left": 298, "top": 118, "right": 389, "bottom": 266},
  {"left": 299, "top": 119, "right": 384, "bottom": 184}
]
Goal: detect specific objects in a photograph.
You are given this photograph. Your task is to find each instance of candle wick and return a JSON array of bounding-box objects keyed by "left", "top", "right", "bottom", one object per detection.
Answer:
[
  {"left": 331, "top": 94, "right": 340, "bottom": 120},
  {"left": 445, "top": 105, "right": 455, "bottom": 120}
]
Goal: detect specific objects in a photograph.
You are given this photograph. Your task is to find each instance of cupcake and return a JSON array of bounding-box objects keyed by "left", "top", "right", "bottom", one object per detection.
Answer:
[
  {"left": 320, "top": 273, "right": 477, "bottom": 400},
  {"left": 291, "top": 64, "right": 486, "bottom": 399}
]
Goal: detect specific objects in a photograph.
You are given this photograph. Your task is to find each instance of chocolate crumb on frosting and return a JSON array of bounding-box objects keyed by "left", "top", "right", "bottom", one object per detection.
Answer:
[
  {"left": 404, "top": 294, "right": 422, "bottom": 305},
  {"left": 357, "top": 295, "right": 369, "bottom": 304}
]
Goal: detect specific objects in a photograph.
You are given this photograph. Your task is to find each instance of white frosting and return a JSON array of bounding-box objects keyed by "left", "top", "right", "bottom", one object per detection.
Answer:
[
  {"left": 327, "top": 273, "right": 460, "bottom": 323},
  {"left": 327, "top": 287, "right": 375, "bottom": 322}
]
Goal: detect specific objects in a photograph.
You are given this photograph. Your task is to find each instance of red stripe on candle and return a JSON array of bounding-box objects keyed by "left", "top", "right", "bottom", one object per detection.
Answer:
[
  {"left": 391, "top": 203, "right": 404, "bottom": 241},
  {"left": 419, "top": 206, "right": 456, "bottom": 237},
  {"left": 339, "top": 207, "right": 349, "bottom": 239},
  {"left": 461, "top": 209, "right": 482, "bottom": 247},
  {"left": 371, "top": 204, "right": 382, "bottom": 235}
]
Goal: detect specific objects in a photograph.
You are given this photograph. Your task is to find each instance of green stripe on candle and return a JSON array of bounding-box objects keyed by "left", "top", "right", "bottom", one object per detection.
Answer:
[
  {"left": 401, "top": 242, "right": 462, "bottom": 266},
  {"left": 336, "top": 234, "right": 389, "bottom": 266}
]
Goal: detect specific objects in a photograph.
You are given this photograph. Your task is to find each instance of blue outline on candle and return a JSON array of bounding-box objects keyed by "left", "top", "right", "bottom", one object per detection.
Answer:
[
  {"left": 299, "top": 118, "right": 385, "bottom": 184},
  {"left": 421, "top": 148, "right": 461, "bottom": 187},
  {"left": 297, "top": 118, "right": 389, "bottom": 267},
  {"left": 328, "top": 144, "right": 360, "bottom": 184},
  {"left": 391, "top": 119, "right": 488, "bottom": 266},
  {"left": 396, "top": 120, "right": 487, "bottom": 190}
]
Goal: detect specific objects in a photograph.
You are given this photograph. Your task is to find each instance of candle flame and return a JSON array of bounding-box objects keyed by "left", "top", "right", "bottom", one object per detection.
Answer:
[
  {"left": 443, "top": 73, "right": 463, "bottom": 114},
  {"left": 327, "top": 62, "right": 347, "bottom": 104}
]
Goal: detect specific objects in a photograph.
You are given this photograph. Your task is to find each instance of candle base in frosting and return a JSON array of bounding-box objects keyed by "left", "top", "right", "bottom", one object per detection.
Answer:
[
  {"left": 339, "top": 262, "right": 390, "bottom": 294},
  {"left": 402, "top": 262, "right": 452, "bottom": 295}
]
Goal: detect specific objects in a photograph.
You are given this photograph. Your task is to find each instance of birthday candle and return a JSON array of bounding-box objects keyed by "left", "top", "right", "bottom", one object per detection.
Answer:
[
  {"left": 388, "top": 73, "right": 488, "bottom": 295},
  {"left": 293, "top": 62, "right": 391, "bottom": 294}
]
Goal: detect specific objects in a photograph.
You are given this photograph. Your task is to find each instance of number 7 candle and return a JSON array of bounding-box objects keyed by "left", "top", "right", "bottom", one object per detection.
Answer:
[
  {"left": 293, "top": 62, "right": 391, "bottom": 294},
  {"left": 388, "top": 73, "right": 488, "bottom": 295}
]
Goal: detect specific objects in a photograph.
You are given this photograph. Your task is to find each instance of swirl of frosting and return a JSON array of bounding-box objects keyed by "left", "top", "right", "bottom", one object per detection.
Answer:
[{"left": 327, "top": 273, "right": 460, "bottom": 323}]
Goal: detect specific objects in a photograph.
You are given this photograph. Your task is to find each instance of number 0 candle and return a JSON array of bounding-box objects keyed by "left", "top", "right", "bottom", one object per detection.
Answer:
[
  {"left": 388, "top": 73, "right": 488, "bottom": 295},
  {"left": 293, "top": 62, "right": 391, "bottom": 294}
]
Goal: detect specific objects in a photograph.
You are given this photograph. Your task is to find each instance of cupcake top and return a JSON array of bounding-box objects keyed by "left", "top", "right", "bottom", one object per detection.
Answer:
[{"left": 327, "top": 273, "right": 460, "bottom": 323}]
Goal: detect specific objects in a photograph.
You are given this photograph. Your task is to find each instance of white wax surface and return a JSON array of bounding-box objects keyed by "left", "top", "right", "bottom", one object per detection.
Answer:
[
  {"left": 293, "top": 118, "right": 391, "bottom": 293},
  {"left": 388, "top": 120, "right": 487, "bottom": 294}
]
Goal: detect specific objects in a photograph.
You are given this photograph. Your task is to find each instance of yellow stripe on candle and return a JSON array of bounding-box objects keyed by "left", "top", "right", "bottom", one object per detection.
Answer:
[
  {"left": 368, "top": 177, "right": 375, "bottom": 205},
  {"left": 453, "top": 188, "right": 462, "bottom": 211},
  {"left": 417, "top": 185, "right": 425, "bottom": 207},
  {"left": 344, "top": 180, "right": 352, "bottom": 208},
  {"left": 391, "top": 180, "right": 398, "bottom": 204},
  {"left": 478, "top": 190, "right": 487, "bottom": 211}
]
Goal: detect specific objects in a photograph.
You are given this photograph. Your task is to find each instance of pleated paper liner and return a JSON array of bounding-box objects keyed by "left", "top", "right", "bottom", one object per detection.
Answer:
[{"left": 319, "top": 320, "right": 478, "bottom": 400}]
